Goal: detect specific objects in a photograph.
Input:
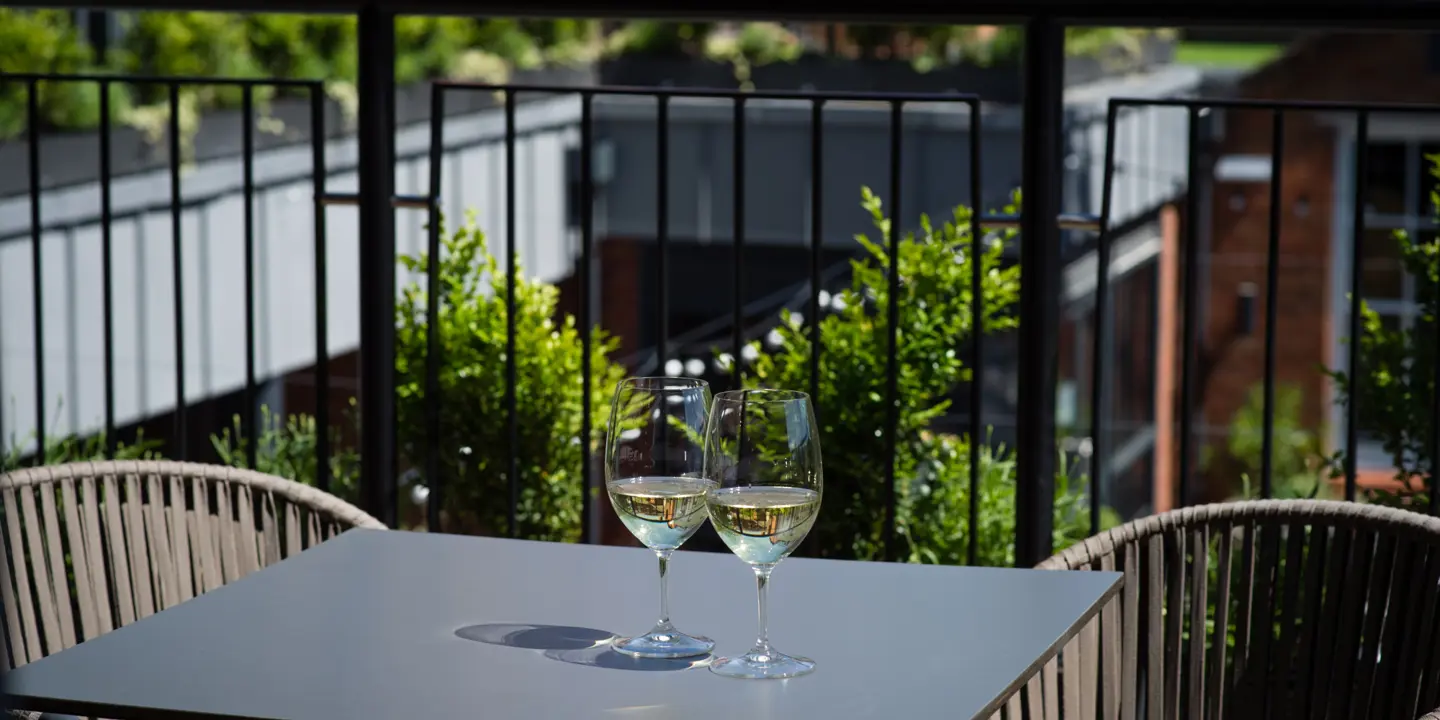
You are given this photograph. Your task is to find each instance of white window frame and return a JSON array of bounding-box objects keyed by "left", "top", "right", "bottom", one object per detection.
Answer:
[{"left": 1331, "top": 131, "right": 1432, "bottom": 469}]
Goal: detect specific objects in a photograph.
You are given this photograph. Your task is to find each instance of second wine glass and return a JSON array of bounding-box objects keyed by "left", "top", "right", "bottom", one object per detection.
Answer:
[
  {"left": 605, "top": 377, "right": 715, "bottom": 658},
  {"left": 703, "top": 389, "right": 823, "bottom": 679}
]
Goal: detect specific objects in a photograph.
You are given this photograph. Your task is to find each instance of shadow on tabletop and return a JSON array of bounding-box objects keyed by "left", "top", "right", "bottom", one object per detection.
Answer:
[
  {"left": 455, "top": 623, "right": 615, "bottom": 650},
  {"left": 544, "top": 645, "right": 710, "bottom": 672},
  {"left": 455, "top": 623, "right": 708, "bottom": 671}
]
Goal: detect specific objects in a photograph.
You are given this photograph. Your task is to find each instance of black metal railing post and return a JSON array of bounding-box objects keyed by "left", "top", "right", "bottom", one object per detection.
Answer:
[
  {"left": 167, "top": 82, "right": 187, "bottom": 460},
  {"left": 732, "top": 97, "right": 747, "bottom": 389},
  {"left": 1345, "top": 111, "right": 1368, "bottom": 503},
  {"left": 311, "top": 85, "right": 332, "bottom": 494},
  {"left": 27, "top": 80, "right": 46, "bottom": 463},
  {"left": 883, "top": 100, "right": 903, "bottom": 562},
  {"left": 1014, "top": 16, "right": 1065, "bottom": 568},
  {"left": 99, "top": 80, "right": 116, "bottom": 457},
  {"left": 1259, "top": 109, "right": 1286, "bottom": 500},
  {"left": 241, "top": 85, "right": 259, "bottom": 469},
  {"left": 1179, "top": 106, "right": 1203, "bottom": 508},
  {"left": 504, "top": 90, "right": 520, "bottom": 539},
  {"left": 967, "top": 98, "right": 984, "bottom": 566},
  {"left": 425, "top": 83, "right": 445, "bottom": 532},
  {"left": 1089, "top": 100, "right": 1121, "bottom": 536},
  {"left": 357, "top": 5, "right": 399, "bottom": 527},
  {"left": 579, "top": 91, "right": 596, "bottom": 544}
]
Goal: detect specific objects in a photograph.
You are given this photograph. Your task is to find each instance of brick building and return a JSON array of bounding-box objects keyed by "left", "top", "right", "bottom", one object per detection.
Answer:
[{"left": 1201, "top": 32, "right": 1440, "bottom": 495}]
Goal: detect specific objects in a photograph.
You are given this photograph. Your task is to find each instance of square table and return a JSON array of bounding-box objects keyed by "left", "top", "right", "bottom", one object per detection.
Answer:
[{"left": 4, "top": 529, "right": 1120, "bottom": 720}]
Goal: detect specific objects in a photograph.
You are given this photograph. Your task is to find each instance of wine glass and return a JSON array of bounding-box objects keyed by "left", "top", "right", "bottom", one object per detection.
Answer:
[
  {"left": 702, "top": 389, "right": 822, "bottom": 679},
  {"left": 604, "top": 377, "right": 716, "bottom": 658}
]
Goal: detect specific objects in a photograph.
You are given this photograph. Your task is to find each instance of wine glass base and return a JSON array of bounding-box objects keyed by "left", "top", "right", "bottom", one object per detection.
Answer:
[
  {"left": 709, "top": 651, "right": 815, "bottom": 679},
  {"left": 611, "top": 630, "right": 714, "bottom": 659}
]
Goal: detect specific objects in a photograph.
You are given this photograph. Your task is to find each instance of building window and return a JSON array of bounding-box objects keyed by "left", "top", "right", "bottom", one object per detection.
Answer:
[
  {"left": 1348, "top": 139, "right": 1440, "bottom": 467},
  {"left": 1362, "top": 140, "right": 1440, "bottom": 331}
]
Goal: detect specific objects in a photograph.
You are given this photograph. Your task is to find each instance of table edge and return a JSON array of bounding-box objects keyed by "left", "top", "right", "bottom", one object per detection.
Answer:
[
  {"left": 967, "top": 570, "right": 1124, "bottom": 720},
  {"left": 5, "top": 692, "right": 276, "bottom": 720}
]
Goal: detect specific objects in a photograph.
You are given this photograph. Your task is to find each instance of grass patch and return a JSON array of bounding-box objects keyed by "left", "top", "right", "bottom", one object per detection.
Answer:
[{"left": 1176, "top": 41, "right": 1284, "bottom": 69}]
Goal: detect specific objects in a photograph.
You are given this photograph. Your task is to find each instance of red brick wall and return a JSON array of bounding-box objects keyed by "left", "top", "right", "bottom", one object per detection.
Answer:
[{"left": 1202, "top": 32, "right": 1438, "bottom": 486}]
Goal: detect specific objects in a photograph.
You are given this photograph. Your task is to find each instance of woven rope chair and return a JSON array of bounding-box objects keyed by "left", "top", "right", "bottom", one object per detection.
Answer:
[
  {"left": 994, "top": 500, "right": 1440, "bottom": 720},
  {"left": 1, "top": 461, "right": 383, "bottom": 684}
]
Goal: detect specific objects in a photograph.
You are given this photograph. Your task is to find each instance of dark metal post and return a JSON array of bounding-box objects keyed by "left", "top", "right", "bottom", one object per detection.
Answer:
[
  {"left": 310, "top": 86, "right": 332, "bottom": 494},
  {"left": 425, "top": 84, "right": 445, "bottom": 532},
  {"left": 1260, "top": 110, "right": 1286, "bottom": 499},
  {"left": 656, "top": 96, "right": 670, "bottom": 370},
  {"left": 242, "top": 85, "right": 259, "bottom": 468},
  {"left": 168, "top": 83, "right": 187, "bottom": 460},
  {"left": 1179, "top": 107, "right": 1203, "bottom": 508},
  {"left": 27, "top": 81, "right": 45, "bottom": 462},
  {"left": 809, "top": 100, "right": 824, "bottom": 409},
  {"left": 967, "top": 98, "right": 984, "bottom": 566},
  {"left": 580, "top": 92, "right": 596, "bottom": 544},
  {"left": 1088, "top": 102, "right": 1120, "bottom": 536},
  {"left": 1345, "top": 111, "right": 1368, "bottom": 503},
  {"left": 732, "top": 98, "right": 747, "bottom": 388},
  {"left": 100, "top": 80, "right": 116, "bottom": 456},
  {"left": 884, "top": 101, "right": 903, "bottom": 562},
  {"left": 357, "top": 6, "right": 398, "bottom": 527},
  {"left": 505, "top": 90, "right": 519, "bottom": 539},
  {"left": 1014, "top": 17, "right": 1064, "bottom": 568}
]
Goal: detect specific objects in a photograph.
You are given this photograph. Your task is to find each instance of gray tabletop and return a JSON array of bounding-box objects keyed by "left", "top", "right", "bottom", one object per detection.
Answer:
[{"left": 4, "top": 529, "right": 1120, "bottom": 720}]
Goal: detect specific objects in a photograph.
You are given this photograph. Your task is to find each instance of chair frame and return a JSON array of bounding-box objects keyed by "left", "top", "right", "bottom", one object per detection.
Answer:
[
  {"left": 1022, "top": 500, "right": 1440, "bottom": 720},
  {"left": 1, "top": 460, "right": 383, "bottom": 673}
]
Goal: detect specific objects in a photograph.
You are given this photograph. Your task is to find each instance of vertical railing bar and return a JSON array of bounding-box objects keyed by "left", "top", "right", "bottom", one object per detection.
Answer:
[
  {"left": 356, "top": 6, "right": 399, "bottom": 527},
  {"left": 1013, "top": 17, "right": 1063, "bottom": 567},
  {"left": 1432, "top": 232, "right": 1440, "bottom": 513},
  {"left": 99, "top": 80, "right": 116, "bottom": 457},
  {"left": 809, "top": 99, "right": 824, "bottom": 412},
  {"left": 168, "top": 82, "right": 187, "bottom": 460},
  {"left": 1346, "top": 111, "right": 1368, "bottom": 503},
  {"left": 1178, "top": 106, "right": 1203, "bottom": 508},
  {"left": 424, "top": 84, "right": 445, "bottom": 533},
  {"left": 884, "top": 100, "right": 903, "bottom": 562},
  {"left": 1089, "top": 101, "right": 1120, "bottom": 536},
  {"left": 732, "top": 97, "right": 747, "bottom": 388},
  {"left": 1260, "top": 109, "right": 1285, "bottom": 500},
  {"left": 241, "top": 85, "right": 258, "bottom": 469},
  {"left": 966, "top": 97, "right": 984, "bottom": 566},
  {"left": 580, "top": 91, "right": 596, "bottom": 544},
  {"left": 27, "top": 79, "right": 45, "bottom": 464},
  {"left": 310, "top": 84, "right": 331, "bottom": 494},
  {"left": 505, "top": 88, "right": 519, "bottom": 539},
  {"left": 656, "top": 95, "right": 670, "bottom": 371}
]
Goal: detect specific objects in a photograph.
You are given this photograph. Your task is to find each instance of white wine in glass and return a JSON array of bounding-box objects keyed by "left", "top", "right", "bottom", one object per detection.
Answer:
[
  {"left": 604, "top": 378, "right": 715, "bottom": 659},
  {"left": 703, "top": 389, "right": 822, "bottom": 679}
]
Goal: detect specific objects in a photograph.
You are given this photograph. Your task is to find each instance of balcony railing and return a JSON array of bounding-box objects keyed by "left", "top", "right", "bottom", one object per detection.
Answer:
[{"left": 3, "top": 5, "right": 1440, "bottom": 571}]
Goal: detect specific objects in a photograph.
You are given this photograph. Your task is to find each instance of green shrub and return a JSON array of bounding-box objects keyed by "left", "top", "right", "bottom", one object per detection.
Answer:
[
  {"left": 746, "top": 188, "right": 1110, "bottom": 562},
  {"left": 0, "top": 9, "right": 130, "bottom": 139},
  {"left": 1207, "top": 383, "right": 1332, "bottom": 501},
  {"left": 2, "top": 424, "right": 161, "bottom": 472},
  {"left": 605, "top": 20, "right": 715, "bottom": 58},
  {"left": 901, "top": 433, "right": 1119, "bottom": 566},
  {"left": 393, "top": 214, "right": 623, "bottom": 540},
  {"left": 210, "top": 403, "right": 362, "bottom": 504}
]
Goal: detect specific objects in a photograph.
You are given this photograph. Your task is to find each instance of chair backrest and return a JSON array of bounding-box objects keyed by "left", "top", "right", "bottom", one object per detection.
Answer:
[
  {"left": 0, "top": 461, "right": 384, "bottom": 670},
  {"left": 1017, "top": 500, "right": 1440, "bottom": 720}
]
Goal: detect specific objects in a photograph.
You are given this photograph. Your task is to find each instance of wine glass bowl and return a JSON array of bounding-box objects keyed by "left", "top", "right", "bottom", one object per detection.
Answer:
[
  {"left": 703, "top": 389, "right": 822, "bottom": 679},
  {"left": 604, "top": 377, "right": 715, "bottom": 659}
]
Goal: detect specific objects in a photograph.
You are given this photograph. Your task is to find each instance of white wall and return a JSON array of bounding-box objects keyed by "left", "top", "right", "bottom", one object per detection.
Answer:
[{"left": 0, "top": 94, "right": 581, "bottom": 455}]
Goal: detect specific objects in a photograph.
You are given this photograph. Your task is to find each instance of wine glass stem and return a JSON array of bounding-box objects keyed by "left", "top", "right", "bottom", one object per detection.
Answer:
[
  {"left": 752, "top": 563, "right": 776, "bottom": 655},
  {"left": 655, "top": 550, "right": 674, "bottom": 629}
]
